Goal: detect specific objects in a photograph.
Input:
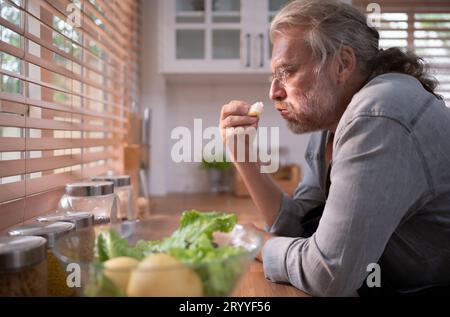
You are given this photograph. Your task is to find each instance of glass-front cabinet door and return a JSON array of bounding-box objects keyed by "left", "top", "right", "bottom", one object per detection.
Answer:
[
  {"left": 210, "top": 0, "right": 242, "bottom": 61},
  {"left": 163, "top": 0, "right": 253, "bottom": 73},
  {"left": 160, "top": 0, "right": 292, "bottom": 73}
]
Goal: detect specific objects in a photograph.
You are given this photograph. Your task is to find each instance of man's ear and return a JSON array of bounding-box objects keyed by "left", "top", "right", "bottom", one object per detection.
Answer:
[{"left": 333, "top": 45, "right": 357, "bottom": 85}]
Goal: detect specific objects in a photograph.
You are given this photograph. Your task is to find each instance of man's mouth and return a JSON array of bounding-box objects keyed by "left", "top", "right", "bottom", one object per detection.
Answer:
[
  {"left": 278, "top": 109, "right": 290, "bottom": 117},
  {"left": 275, "top": 102, "right": 287, "bottom": 113}
]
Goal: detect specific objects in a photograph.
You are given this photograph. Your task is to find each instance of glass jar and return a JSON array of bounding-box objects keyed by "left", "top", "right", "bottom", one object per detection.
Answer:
[
  {"left": 37, "top": 212, "right": 96, "bottom": 270},
  {"left": 0, "top": 236, "right": 48, "bottom": 297},
  {"left": 58, "top": 181, "right": 120, "bottom": 224},
  {"left": 92, "top": 175, "right": 136, "bottom": 220},
  {"left": 8, "top": 222, "right": 76, "bottom": 297},
  {"left": 37, "top": 211, "right": 95, "bottom": 229}
]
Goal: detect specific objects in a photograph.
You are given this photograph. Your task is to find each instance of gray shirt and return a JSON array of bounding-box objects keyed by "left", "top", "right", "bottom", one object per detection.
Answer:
[{"left": 262, "top": 73, "right": 450, "bottom": 296}]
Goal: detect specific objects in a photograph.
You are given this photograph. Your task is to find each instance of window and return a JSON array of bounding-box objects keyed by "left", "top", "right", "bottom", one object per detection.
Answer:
[
  {"left": 354, "top": 0, "right": 450, "bottom": 106},
  {"left": 0, "top": 0, "right": 139, "bottom": 230}
]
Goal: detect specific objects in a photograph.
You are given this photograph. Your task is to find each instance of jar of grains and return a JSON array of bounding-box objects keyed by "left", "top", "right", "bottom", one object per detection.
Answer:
[
  {"left": 8, "top": 222, "right": 75, "bottom": 297},
  {"left": 37, "top": 211, "right": 96, "bottom": 269},
  {"left": 0, "top": 236, "right": 48, "bottom": 296}
]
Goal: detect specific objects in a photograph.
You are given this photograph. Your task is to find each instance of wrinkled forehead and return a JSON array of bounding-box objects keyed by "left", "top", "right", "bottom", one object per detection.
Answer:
[{"left": 270, "top": 28, "right": 313, "bottom": 70}]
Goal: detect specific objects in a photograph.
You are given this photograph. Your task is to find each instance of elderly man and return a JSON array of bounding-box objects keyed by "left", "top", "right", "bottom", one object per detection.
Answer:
[{"left": 219, "top": 0, "right": 450, "bottom": 296}]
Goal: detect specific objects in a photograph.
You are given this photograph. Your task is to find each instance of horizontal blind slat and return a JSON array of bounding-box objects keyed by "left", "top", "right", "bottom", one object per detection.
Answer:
[
  {"left": 26, "top": 171, "right": 77, "bottom": 195},
  {"left": 0, "top": 198, "right": 25, "bottom": 232},
  {"left": 81, "top": 164, "right": 114, "bottom": 179},
  {"left": 24, "top": 188, "right": 65, "bottom": 220},
  {"left": 0, "top": 180, "right": 26, "bottom": 203},
  {"left": 0, "top": 93, "right": 127, "bottom": 123},
  {"left": 83, "top": 150, "right": 119, "bottom": 163},
  {"left": 0, "top": 159, "right": 25, "bottom": 178},
  {"left": 26, "top": 137, "right": 119, "bottom": 150},
  {"left": 0, "top": 113, "right": 26, "bottom": 128},
  {"left": 0, "top": 137, "right": 26, "bottom": 151},
  {"left": 27, "top": 155, "right": 80, "bottom": 173}
]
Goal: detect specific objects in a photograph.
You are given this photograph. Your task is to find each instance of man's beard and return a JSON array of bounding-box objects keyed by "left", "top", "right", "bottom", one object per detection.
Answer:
[{"left": 278, "top": 75, "right": 342, "bottom": 134}]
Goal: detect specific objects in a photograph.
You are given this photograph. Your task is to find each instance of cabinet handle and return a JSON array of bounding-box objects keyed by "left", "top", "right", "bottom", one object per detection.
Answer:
[
  {"left": 259, "top": 33, "right": 264, "bottom": 68},
  {"left": 246, "top": 33, "right": 251, "bottom": 67}
]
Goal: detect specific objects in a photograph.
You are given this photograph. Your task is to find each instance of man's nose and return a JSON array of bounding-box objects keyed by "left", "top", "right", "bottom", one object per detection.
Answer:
[{"left": 269, "top": 79, "right": 287, "bottom": 102}]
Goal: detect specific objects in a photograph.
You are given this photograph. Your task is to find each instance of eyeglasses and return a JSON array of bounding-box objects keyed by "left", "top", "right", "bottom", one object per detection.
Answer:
[{"left": 269, "top": 67, "right": 294, "bottom": 87}]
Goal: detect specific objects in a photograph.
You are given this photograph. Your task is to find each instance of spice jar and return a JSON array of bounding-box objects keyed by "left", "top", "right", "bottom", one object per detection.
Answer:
[
  {"left": 0, "top": 236, "right": 48, "bottom": 296},
  {"left": 92, "top": 175, "right": 136, "bottom": 220},
  {"left": 8, "top": 222, "right": 75, "bottom": 297},
  {"left": 58, "top": 181, "right": 120, "bottom": 224}
]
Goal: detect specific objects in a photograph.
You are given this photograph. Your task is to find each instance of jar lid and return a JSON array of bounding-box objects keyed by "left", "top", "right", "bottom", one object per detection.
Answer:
[
  {"left": 0, "top": 236, "right": 47, "bottom": 271},
  {"left": 8, "top": 222, "right": 75, "bottom": 249},
  {"left": 91, "top": 175, "right": 131, "bottom": 187},
  {"left": 37, "top": 211, "right": 94, "bottom": 229},
  {"left": 65, "top": 181, "right": 114, "bottom": 197}
]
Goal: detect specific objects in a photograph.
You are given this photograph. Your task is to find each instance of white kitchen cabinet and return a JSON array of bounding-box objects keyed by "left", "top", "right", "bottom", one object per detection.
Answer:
[{"left": 159, "top": 0, "right": 291, "bottom": 74}]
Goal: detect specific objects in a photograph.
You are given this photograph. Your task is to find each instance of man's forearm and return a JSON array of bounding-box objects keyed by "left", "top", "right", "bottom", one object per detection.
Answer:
[{"left": 234, "top": 162, "right": 283, "bottom": 227}]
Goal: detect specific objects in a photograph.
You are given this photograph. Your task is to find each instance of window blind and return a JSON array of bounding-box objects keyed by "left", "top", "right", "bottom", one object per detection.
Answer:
[
  {"left": 0, "top": 0, "right": 139, "bottom": 230},
  {"left": 353, "top": 0, "right": 450, "bottom": 106}
]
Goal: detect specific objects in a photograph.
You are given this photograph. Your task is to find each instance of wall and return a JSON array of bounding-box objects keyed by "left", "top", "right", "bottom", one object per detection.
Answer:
[{"left": 140, "top": 0, "right": 168, "bottom": 195}]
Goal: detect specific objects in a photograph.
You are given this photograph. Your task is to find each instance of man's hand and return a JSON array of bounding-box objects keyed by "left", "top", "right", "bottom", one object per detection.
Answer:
[
  {"left": 219, "top": 100, "right": 259, "bottom": 162},
  {"left": 241, "top": 223, "right": 274, "bottom": 262}
]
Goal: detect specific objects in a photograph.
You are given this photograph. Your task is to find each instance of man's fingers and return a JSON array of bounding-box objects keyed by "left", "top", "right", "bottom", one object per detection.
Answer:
[
  {"left": 220, "top": 101, "right": 250, "bottom": 119},
  {"left": 221, "top": 115, "right": 258, "bottom": 129}
]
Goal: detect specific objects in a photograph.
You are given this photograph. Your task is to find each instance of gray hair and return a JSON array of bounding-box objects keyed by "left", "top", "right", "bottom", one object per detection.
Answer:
[{"left": 270, "top": 0, "right": 440, "bottom": 97}]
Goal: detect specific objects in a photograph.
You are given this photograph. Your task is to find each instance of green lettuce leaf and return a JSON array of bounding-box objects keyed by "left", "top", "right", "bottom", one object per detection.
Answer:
[
  {"left": 95, "top": 232, "right": 109, "bottom": 262},
  {"left": 95, "top": 228, "right": 146, "bottom": 262},
  {"left": 146, "top": 210, "right": 237, "bottom": 252}
]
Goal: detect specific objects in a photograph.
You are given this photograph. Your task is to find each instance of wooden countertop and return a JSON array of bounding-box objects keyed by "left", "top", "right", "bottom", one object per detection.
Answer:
[
  {"left": 232, "top": 261, "right": 309, "bottom": 297},
  {"left": 150, "top": 193, "right": 310, "bottom": 297}
]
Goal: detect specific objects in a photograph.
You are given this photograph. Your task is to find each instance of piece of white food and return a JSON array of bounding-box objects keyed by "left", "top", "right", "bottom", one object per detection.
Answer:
[{"left": 248, "top": 102, "right": 264, "bottom": 117}]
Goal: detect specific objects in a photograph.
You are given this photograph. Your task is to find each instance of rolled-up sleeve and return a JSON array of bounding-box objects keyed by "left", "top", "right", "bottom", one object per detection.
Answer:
[{"left": 262, "top": 116, "right": 429, "bottom": 296}]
